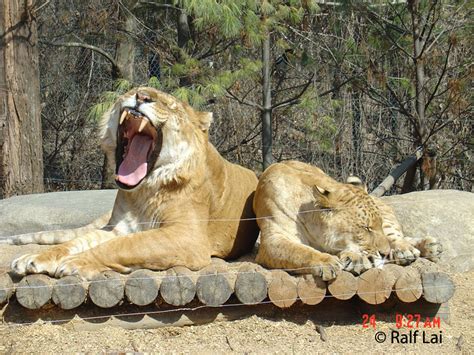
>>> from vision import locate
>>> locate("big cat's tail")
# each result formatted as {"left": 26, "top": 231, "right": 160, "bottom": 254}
{"left": 0, "top": 212, "right": 112, "bottom": 245}
{"left": 0, "top": 229, "right": 81, "bottom": 245}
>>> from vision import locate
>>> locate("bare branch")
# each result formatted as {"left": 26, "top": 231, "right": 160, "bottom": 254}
{"left": 272, "top": 74, "right": 314, "bottom": 110}
{"left": 41, "top": 41, "right": 120, "bottom": 74}
{"left": 424, "top": 42, "right": 453, "bottom": 110}
{"left": 135, "top": 1, "right": 181, "bottom": 11}
{"left": 225, "top": 89, "right": 263, "bottom": 110}
{"left": 221, "top": 121, "right": 262, "bottom": 154}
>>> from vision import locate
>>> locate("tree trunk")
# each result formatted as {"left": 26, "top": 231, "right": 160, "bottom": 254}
{"left": 388, "top": 84, "right": 399, "bottom": 159}
{"left": 177, "top": 10, "right": 192, "bottom": 87}
{"left": 112, "top": 1, "right": 137, "bottom": 82}
{"left": 403, "top": 0, "right": 427, "bottom": 193}
{"left": 332, "top": 65, "right": 343, "bottom": 173}
{"left": 351, "top": 90, "right": 362, "bottom": 175}
{"left": 102, "top": 1, "right": 138, "bottom": 189}
{"left": 261, "top": 34, "right": 272, "bottom": 170}
{"left": 0, "top": 0, "right": 43, "bottom": 198}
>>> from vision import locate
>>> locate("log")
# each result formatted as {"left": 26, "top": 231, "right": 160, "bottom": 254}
{"left": 382, "top": 263, "right": 404, "bottom": 285}
{"left": 0, "top": 273, "right": 14, "bottom": 304}
{"left": 394, "top": 267, "right": 422, "bottom": 303}
{"left": 371, "top": 147, "right": 423, "bottom": 197}
{"left": 421, "top": 272, "right": 455, "bottom": 304}
{"left": 297, "top": 274, "right": 326, "bottom": 305}
{"left": 52, "top": 275, "right": 87, "bottom": 310}
{"left": 196, "top": 264, "right": 234, "bottom": 306}
{"left": 234, "top": 263, "right": 267, "bottom": 305}
{"left": 160, "top": 266, "right": 196, "bottom": 306}
{"left": 89, "top": 271, "right": 124, "bottom": 308}
{"left": 410, "top": 258, "right": 440, "bottom": 273}
{"left": 357, "top": 268, "right": 394, "bottom": 305}
{"left": 16, "top": 274, "right": 53, "bottom": 309}
{"left": 327, "top": 271, "right": 358, "bottom": 300}
{"left": 125, "top": 269, "right": 161, "bottom": 306}
{"left": 267, "top": 270, "right": 298, "bottom": 308}
{"left": 8, "top": 256, "right": 454, "bottom": 313}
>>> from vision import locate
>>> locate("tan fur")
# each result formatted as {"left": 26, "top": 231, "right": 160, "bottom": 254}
{"left": 254, "top": 161, "right": 442, "bottom": 280}
{"left": 11, "top": 88, "right": 259, "bottom": 280}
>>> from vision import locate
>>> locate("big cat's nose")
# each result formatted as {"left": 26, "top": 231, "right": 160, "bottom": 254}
{"left": 136, "top": 92, "right": 152, "bottom": 106}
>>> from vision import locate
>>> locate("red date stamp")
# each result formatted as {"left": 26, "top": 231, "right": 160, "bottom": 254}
{"left": 362, "top": 314, "right": 441, "bottom": 329}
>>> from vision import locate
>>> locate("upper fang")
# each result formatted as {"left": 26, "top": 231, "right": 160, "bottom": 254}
{"left": 120, "top": 111, "right": 127, "bottom": 124}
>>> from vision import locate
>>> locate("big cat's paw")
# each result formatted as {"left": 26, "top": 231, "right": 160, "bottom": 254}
{"left": 390, "top": 240, "right": 421, "bottom": 266}
{"left": 417, "top": 236, "right": 443, "bottom": 262}
{"left": 11, "top": 253, "right": 59, "bottom": 276}
{"left": 311, "top": 254, "right": 342, "bottom": 281}
{"left": 339, "top": 251, "right": 373, "bottom": 275}
{"left": 56, "top": 255, "right": 109, "bottom": 280}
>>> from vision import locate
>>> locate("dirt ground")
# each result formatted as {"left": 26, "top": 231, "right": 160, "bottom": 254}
{"left": 0, "top": 271, "right": 472, "bottom": 354}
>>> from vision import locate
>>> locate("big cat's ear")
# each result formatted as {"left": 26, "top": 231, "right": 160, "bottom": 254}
{"left": 195, "top": 111, "right": 213, "bottom": 132}
{"left": 312, "top": 185, "right": 332, "bottom": 208}
{"left": 346, "top": 175, "right": 368, "bottom": 193}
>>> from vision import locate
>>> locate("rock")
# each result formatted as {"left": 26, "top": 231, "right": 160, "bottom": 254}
{"left": 0, "top": 189, "right": 471, "bottom": 273}
{"left": 382, "top": 190, "right": 473, "bottom": 273}
{"left": 0, "top": 190, "right": 116, "bottom": 237}
{"left": 0, "top": 190, "right": 116, "bottom": 271}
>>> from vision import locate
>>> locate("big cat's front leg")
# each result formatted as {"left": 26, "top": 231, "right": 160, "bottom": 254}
{"left": 11, "top": 230, "right": 118, "bottom": 277}
{"left": 55, "top": 226, "right": 212, "bottom": 280}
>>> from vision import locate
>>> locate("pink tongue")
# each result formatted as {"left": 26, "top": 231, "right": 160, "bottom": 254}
{"left": 117, "top": 134, "right": 153, "bottom": 186}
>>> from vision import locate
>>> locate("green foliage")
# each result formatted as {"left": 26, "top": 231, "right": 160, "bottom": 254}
{"left": 148, "top": 76, "right": 162, "bottom": 90}
{"left": 113, "top": 78, "right": 133, "bottom": 93}
{"left": 303, "top": 113, "right": 337, "bottom": 153}
{"left": 389, "top": 76, "right": 413, "bottom": 96}
{"left": 173, "top": 86, "right": 207, "bottom": 108}
{"left": 90, "top": 1, "right": 313, "bottom": 117}
{"left": 297, "top": 87, "right": 318, "bottom": 112}
{"left": 88, "top": 79, "right": 133, "bottom": 122}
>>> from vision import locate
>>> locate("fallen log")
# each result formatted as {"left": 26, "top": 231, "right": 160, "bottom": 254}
{"left": 327, "top": 271, "right": 358, "bottom": 300}
{"left": 234, "top": 263, "right": 267, "bottom": 305}
{"left": 52, "top": 275, "right": 87, "bottom": 310}
{"left": 16, "top": 274, "right": 53, "bottom": 309}
{"left": 394, "top": 266, "right": 423, "bottom": 303}
{"left": 5, "top": 258, "right": 455, "bottom": 312}
{"left": 421, "top": 272, "right": 455, "bottom": 304}
{"left": 160, "top": 266, "right": 196, "bottom": 306}
{"left": 267, "top": 270, "right": 298, "bottom": 308}
{"left": 196, "top": 263, "right": 234, "bottom": 306}
{"left": 89, "top": 271, "right": 124, "bottom": 308}
{"left": 297, "top": 274, "right": 326, "bottom": 305}
{"left": 0, "top": 273, "right": 14, "bottom": 304}
{"left": 371, "top": 147, "right": 424, "bottom": 197}
{"left": 125, "top": 269, "right": 161, "bottom": 306}
{"left": 357, "top": 268, "right": 395, "bottom": 305}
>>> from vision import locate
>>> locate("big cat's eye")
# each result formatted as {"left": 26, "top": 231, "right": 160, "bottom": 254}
{"left": 365, "top": 226, "right": 372, "bottom": 232}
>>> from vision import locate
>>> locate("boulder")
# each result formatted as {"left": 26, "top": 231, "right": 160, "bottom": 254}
{"left": 0, "top": 189, "right": 472, "bottom": 272}
{"left": 382, "top": 190, "right": 473, "bottom": 272}
{"left": 0, "top": 190, "right": 116, "bottom": 237}
{"left": 0, "top": 190, "right": 116, "bottom": 271}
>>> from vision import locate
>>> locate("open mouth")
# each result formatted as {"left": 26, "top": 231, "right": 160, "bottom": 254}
{"left": 115, "top": 108, "right": 162, "bottom": 189}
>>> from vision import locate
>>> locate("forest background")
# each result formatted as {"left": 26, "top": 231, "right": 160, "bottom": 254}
{"left": 0, "top": 0, "right": 472, "bottom": 199}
